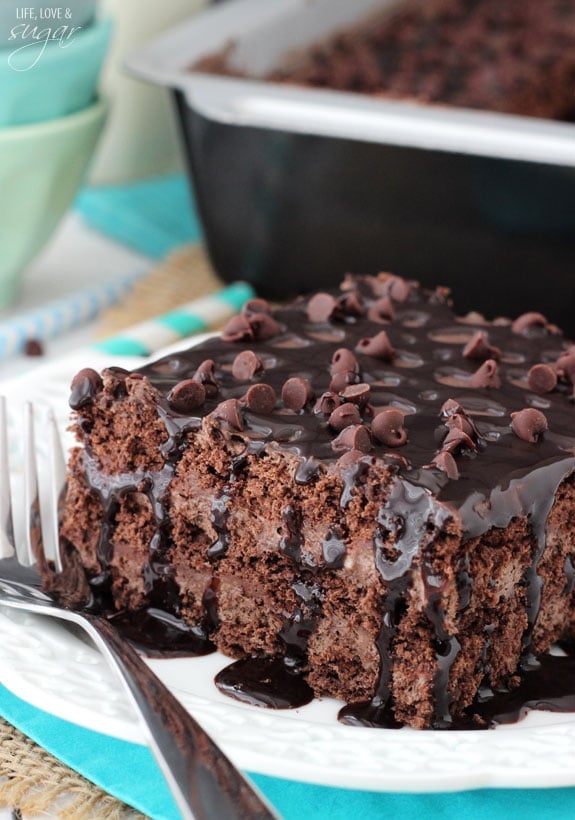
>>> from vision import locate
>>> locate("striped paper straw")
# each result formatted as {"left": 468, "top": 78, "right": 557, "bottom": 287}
{"left": 0, "top": 271, "right": 144, "bottom": 362}
{"left": 92, "top": 281, "right": 256, "bottom": 357}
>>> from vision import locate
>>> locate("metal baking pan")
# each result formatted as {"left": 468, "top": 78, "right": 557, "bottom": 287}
{"left": 126, "top": 0, "right": 575, "bottom": 334}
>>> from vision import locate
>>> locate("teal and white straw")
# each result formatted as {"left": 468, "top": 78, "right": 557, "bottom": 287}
{"left": 0, "top": 271, "right": 144, "bottom": 362}
{"left": 92, "top": 282, "right": 256, "bottom": 357}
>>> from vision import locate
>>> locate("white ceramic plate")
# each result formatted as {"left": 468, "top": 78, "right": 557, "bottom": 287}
{"left": 3, "top": 341, "right": 575, "bottom": 793}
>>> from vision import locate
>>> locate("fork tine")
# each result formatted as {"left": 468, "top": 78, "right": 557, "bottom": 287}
{"left": 22, "top": 401, "right": 43, "bottom": 567}
{"left": 0, "top": 396, "right": 15, "bottom": 559}
{"left": 46, "top": 407, "right": 65, "bottom": 573}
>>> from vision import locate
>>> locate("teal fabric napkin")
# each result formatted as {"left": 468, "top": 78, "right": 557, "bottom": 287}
{"left": 75, "top": 174, "right": 203, "bottom": 259}
{"left": 2, "top": 680, "right": 575, "bottom": 820}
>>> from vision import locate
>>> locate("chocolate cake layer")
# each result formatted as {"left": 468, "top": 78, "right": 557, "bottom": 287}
{"left": 60, "top": 273, "right": 575, "bottom": 728}
{"left": 253, "top": 0, "right": 575, "bottom": 120}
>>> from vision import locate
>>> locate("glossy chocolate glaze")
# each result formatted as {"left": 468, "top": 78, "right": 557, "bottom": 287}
{"left": 69, "top": 273, "right": 575, "bottom": 728}
{"left": 215, "top": 657, "right": 314, "bottom": 709}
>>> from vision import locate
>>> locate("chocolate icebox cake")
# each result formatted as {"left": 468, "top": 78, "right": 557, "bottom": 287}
{"left": 255, "top": 0, "right": 575, "bottom": 120}
{"left": 60, "top": 273, "right": 575, "bottom": 729}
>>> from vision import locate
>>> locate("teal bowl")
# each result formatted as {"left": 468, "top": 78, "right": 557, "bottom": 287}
{"left": 0, "top": 99, "right": 107, "bottom": 309}
{"left": 0, "top": 16, "right": 111, "bottom": 126}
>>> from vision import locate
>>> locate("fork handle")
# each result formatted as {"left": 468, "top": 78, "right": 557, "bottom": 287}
{"left": 80, "top": 614, "right": 277, "bottom": 820}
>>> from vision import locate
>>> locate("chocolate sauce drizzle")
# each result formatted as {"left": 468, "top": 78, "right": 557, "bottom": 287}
{"left": 67, "top": 273, "right": 575, "bottom": 729}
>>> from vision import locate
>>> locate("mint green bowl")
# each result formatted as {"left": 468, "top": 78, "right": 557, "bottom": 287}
{"left": 0, "top": 17, "right": 111, "bottom": 126}
{"left": 0, "top": 99, "right": 107, "bottom": 309}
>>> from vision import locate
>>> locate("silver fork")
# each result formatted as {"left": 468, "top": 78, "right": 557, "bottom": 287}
{"left": 0, "top": 399, "right": 277, "bottom": 820}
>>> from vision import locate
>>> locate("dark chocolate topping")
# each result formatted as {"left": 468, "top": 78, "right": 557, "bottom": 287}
{"left": 71, "top": 271, "right": 575, "bottom": 729}
{"left": 124, "top": 273, "right": 575, "bottom": 536}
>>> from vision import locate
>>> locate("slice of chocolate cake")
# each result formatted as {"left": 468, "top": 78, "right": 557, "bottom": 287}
{"left": 59, "top": 273, "right": 575, "bottom": 729}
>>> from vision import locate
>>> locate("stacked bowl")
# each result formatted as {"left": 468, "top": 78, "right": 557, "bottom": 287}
{"left": 0, "top": 1, "right": 111, "bottom": 308}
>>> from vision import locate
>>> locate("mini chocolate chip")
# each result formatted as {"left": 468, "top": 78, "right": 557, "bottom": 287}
{"left": 336, "top": 449, "right": 366, "bottom": 469}
{"left": 440, "top": 399, "right": 478, "bottom": 438}
{"left": 511, "top": 408, "right": 548, "bottom": 443}
{"left": 167, "top": 379, "right": 206, "bottom": 413}
{"left": 384, "top": 452, "right": 411, "bottom": 470}
{"left": 192, "top": 359, "right": 219, "bottom": 397}
{"left": 307, "top": 292, "right": 338, "bottom": 323}
{"left": 242, "top": 297, "right": 272, "bottom": 317}
{"left": 441, "top": 398, "right": 465, "bottom": 418}
{"left": 469, "top": 359, "right": 501, "bottom": 389}
{"left": 367, "top": 296, "right": 395, "bottom": 324}
{"left": 232, "top": 350, "right": 264, "bottom": 381}
{"left": 331, "top": 348, "right": 359, "bottom": 375}
{"left": 328, "top": 402, "right": 361, "bottom": 431}
{"left": 340, "top": 289, "right": 365, "bottom": 317}
{"left": 556, "top": 352, "right": 575, "bottom": 383}
{"left": 374, "top": 273, "right": 411, "bottom": 302}
{"left": 314, "top": 391, "right": 341, "bottom": 415}
{"left": 329, "top": 371, "right": 359, "bottom": 393}
{"left": 221, "top": 315, "right": 254, "bottom": 342}
{"left": 511, "top": 312, "right": 548, "bottom": 335}
{"left": 462, "top": 331, "right": 501, "bottom": 361}
{"left": 430, "top": 286, "right": 451, "bottom": 305}
{"left": 282, "top": 377, "right": 314, "bottom": 411}
{"left": 245, "top": 383, "right": 276, "bottom": 414}
{"left": 341, "top": 382, "right": 371, "bottom": 407}
{"left": 442, "top": 427, "right": 476, "bottom": 453}
{"left": 355, "top": 330, "right": 395, "bottom": 361}
{"left": 527, "top": 364, "right": 557, "bottom": 394}
{"left": 249, "top": 312, "right": 282, "bottom": 341}
{"left": 104, "top": 366, "right": 130, "bottom": 378}
{"left": 70, "top": 368, "right": 103, "bottom": 410}
{"left": 371, "top": 409, "right": 407, "bottom": 447}
{"left": 432, "top": 450, "right": 459, "bottom": 480}
{"left": 24, "top": 338, "right": 43, "bottom": 357}
{"left": 386, "top": 274, "right": 412, "bottom": 302}
{"left": 332, "top": 424, "right": 372, "bottom": 453}
{"left": 211, "top": 398, "right": 244, "bottom": 431}
{"left": 445, "top": 412, "right": 476, "bottom": 439}
{"left": 102, "top": 366, "right": 130, "bottom": 398}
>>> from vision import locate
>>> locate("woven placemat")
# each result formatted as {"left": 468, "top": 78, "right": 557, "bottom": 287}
{"left": 0, "top": 243, "right": 222, "bottom": 818}
{"left": 96, "top": 244, "right": 223, "bottom": 338}
{"left": 0, "top": 717, "right": 145, "bottom": 819}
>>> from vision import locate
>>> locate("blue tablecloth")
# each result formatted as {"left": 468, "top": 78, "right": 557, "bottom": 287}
{"left": 1, "top": 174, "right": 573, "bottom": 819}
{"left": 75, "top": 174, "right": 203, "bottom": 259}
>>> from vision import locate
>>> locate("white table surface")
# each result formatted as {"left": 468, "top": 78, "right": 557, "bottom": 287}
{"left": 0, "top": 211, "right": 152, "bottom": 381}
